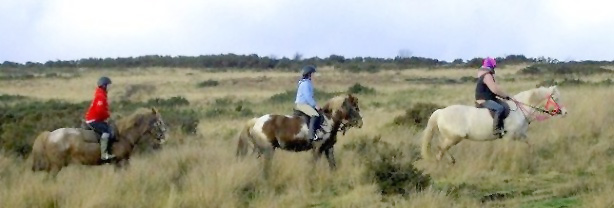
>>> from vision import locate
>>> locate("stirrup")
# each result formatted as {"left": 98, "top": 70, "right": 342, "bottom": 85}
{"left": 310, "top": 133, "right": 321, "bottom": 142}
{"left": 493, "top": 129, "right": 506, "bottom": 138}
{"left": 101, "top": 153, "right": 116, "bottom": 160}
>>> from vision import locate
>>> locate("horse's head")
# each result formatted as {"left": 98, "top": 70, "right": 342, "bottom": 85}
{"left": 548, "top": 86, "right": 567, "bottom": 116}
{"left": 343, "top": 94, "right": 363, "bottom": 128}
{"left": 523, "top": 85, "right": 567, "bottom": 117}
{"left": 148, "top": 107, "right": 169, "bottom": 144}
{"left": 323, "top": 94, "right": 363, "bottom": 135}
{"left": 539, "top": 86, "right": 567, "bottom": 116}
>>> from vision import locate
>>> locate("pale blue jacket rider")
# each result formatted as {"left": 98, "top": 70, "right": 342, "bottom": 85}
{"left": 295, "top": 79, "right": 317, "bottom": 108}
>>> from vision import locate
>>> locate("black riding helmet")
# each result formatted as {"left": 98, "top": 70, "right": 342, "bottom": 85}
{"left": 97, "top": 76, "right": 112, "bottom": 87}
{"left": 301, "top": 65, "right": 316, "bottom": 77}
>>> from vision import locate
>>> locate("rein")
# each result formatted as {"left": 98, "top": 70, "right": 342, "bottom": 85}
{"left": 511, "top": 94, "right": 562, "bottom": 124}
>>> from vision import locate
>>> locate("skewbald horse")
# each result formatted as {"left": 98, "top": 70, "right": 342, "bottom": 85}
{"left": 236, "top": 94, "right": 363, "bottom": 175}
{"left": 31, "top": 107, "right": 168, "bottom": 173}
{"left": 421, "top": 86, "right": 567, "bottom": 164}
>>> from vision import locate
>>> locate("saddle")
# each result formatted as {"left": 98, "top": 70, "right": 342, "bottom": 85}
{"left": 475, "top": 100, "right": 511, "bottom": 120}
{"left": 80, "top": 121, "right": 116, "bottom": 142}
{"left": 293, "top": 110, "right": 324, "bottom": 131}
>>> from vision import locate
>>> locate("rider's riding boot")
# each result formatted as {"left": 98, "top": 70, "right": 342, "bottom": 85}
{"left": 308, "top": 116, "right": 320, "bottom": 141}
{"left": 492, "top": 115, "right": 505, "bottom": 138}
{"left": 100, "top": 133, "right": 116, "bottom": 160}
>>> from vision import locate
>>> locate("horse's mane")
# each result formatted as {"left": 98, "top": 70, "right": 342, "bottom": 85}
{"left": 323, "top": 95, "right": 347, "bottom": 114}
{"left": 321, "top": 94, "right": 360, "bottom": 121}
{"left": 513, "top": 86, "right": 556, "bottom": 105}
{"left": 116, "top": 108, "right": 156, "bottom": 132}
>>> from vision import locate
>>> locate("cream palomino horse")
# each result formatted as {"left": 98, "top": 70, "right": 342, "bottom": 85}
{"left": 421, "top": 86, "right": 567, "bottom": 163}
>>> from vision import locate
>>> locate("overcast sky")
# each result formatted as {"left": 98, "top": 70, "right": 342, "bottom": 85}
{"left": 1, "top": 0, "right": 613, "bottom": 63}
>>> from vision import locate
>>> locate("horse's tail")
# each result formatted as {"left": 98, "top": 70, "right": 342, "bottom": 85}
{"left": 31, "top": 131, "right": 50, "bottom": 171}
{"left": 236, "top": 117, "right": 258, "bottom": 157}
{"left": 421, "top": 109, "right": 440, "bottom": 160}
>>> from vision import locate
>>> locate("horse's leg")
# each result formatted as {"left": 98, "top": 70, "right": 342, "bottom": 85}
{"left": 311, "top": 148, "right": 324, "bottom": 164}
{"left": 324, "top": 148, "right": 336, "bottom": 170}
{"left": 48, "top": 163, "right": 62, "bottom": 177}
{"left": 437, "top": 137, "right": 462, "bottom": 164}
{"left": 262, "top": 147, "right": 274, "bottom": 179}
{"left": 115, "top": 159, "right": 130, "bottom": 170}
{"left": 523, "top": 140, "right": 532, "bottom": 152}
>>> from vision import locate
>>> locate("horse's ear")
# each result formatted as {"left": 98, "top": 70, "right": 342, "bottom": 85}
{"left": 347, "top": 93, "right": 357, "bottom": 103}
{"left": 151, "top": 107, "right": 158, "bottom": 115}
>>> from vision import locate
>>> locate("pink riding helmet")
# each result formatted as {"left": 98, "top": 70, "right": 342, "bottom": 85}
{"left": 482, "top": 57, "right": 497, "bottom": 69}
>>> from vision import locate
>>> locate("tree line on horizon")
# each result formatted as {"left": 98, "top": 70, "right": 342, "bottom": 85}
{"left": 1, "top": 54, "right": 612, "bottom": 72}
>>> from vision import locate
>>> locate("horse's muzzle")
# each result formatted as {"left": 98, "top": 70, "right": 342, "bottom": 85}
{"left": 355, "top": 119, "right": 363, "bottom": 128}
{"left": 157, "top": 133, "right": 169, "bottom": 144}
{"left": 560, "top": 107, "right": 568, "bottom": 117}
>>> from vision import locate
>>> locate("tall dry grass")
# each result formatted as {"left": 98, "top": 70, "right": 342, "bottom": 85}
{"left": 1, "top": 66, "right": 613, "bottom": 207}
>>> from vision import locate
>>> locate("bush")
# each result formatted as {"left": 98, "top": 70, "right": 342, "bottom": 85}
{"left": 202, "top": 98, "right": 256, "bottom": 118}
{"left": 197, "top": 79, "right": 220, "bottom": 88}
{"left": 519, "top": 63, "right": 612, "bottom": 75}
{"left": 161, "top": 109, "right": 200, "bottom": 135}
{"left": 347, "top": 83, "right": 376, "bottom": 95}
{"left": 204, "top": 106, "right": 255, "bottom": 119}
{"left": 459, "top": 76, "right": 477, "bottom": 83}
{"left": 114, "top": 96, "right": 197, "bottom": 134}
{"left": 536, "top": 78, "right": 614, "bottom": 88}
{"left": 343, "top": 135, "right": 431, "bottom": 196}
{"left": 0, "top": 100, "right": 86, "bottom": 157}
{"left": 392, "top": 102, "right": 443, "bottom": 128}
{"left": 122, "top": 84, "right": 156, "bottom": 100}
{"left": 114, "top": 96, "right": 190, "bottom": 112}
{"left": 146, "top": 96, "right": 190, "bottom": 108}
{"left": 0, "top": 94, "right": 27, "bottom": 103}
{"left": 343, "top": 63, "right": 381, "bottom": 73}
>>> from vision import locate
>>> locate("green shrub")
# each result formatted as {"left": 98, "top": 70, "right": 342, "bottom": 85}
{"left": 146, "top": 96, "right": 190, "bottom": 108}
{"left": 343, "top": 63, "right": 381, "bottom": 73}
{"left": 459, "top": 76, "right": 477, "bottom": 83}
{"left": 122, "top": 84, "right": 156, "bottom": 100}
{"left": 536, "top": 78, "right": 614, "bottom": 88}
{"left": 519, "top": 63, "right": 612, "bottom": 75}
{"left": 347, "top": 83, "right": 376, "bottom": 95}
{"left": 161, "top": 109, "right": 200, "bottom": 135}
{"left": 204, "top": 106, "right": 255, "bottom": 119}
{"left": 343, "top": 135, "right": 431, "bottom": 196}
{"left": 0, "top": 100, "right": 85, "bottom": 157}
{"left": 392, "top": 102, "right": 443, "bottom": 128}
{"left": 197, "top": 79, "right": 220, "bottom": 88}
{"left": 0, "top": 94, "right": 27, "bottom": 103}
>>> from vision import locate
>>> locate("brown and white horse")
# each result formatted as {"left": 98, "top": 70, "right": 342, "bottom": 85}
{"left": 236, "top": 94, "right": 363, "bottom": 175}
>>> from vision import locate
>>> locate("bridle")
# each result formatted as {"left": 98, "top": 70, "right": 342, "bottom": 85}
{"left": 511, "top": 93, "right": 563, "bottom": 124}
{"left": 146, "top": 118, "right": 167, "bottom": 143}
{"left": 338, "top": 100, "right": 362, "bottom": 135}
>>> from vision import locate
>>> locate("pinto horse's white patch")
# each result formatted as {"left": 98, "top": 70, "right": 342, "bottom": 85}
{"left": 295, "top": 123, "right": 309, "bottom": 139}
{"left": 253, "top": 115, "right": 271, "bottom": 140}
